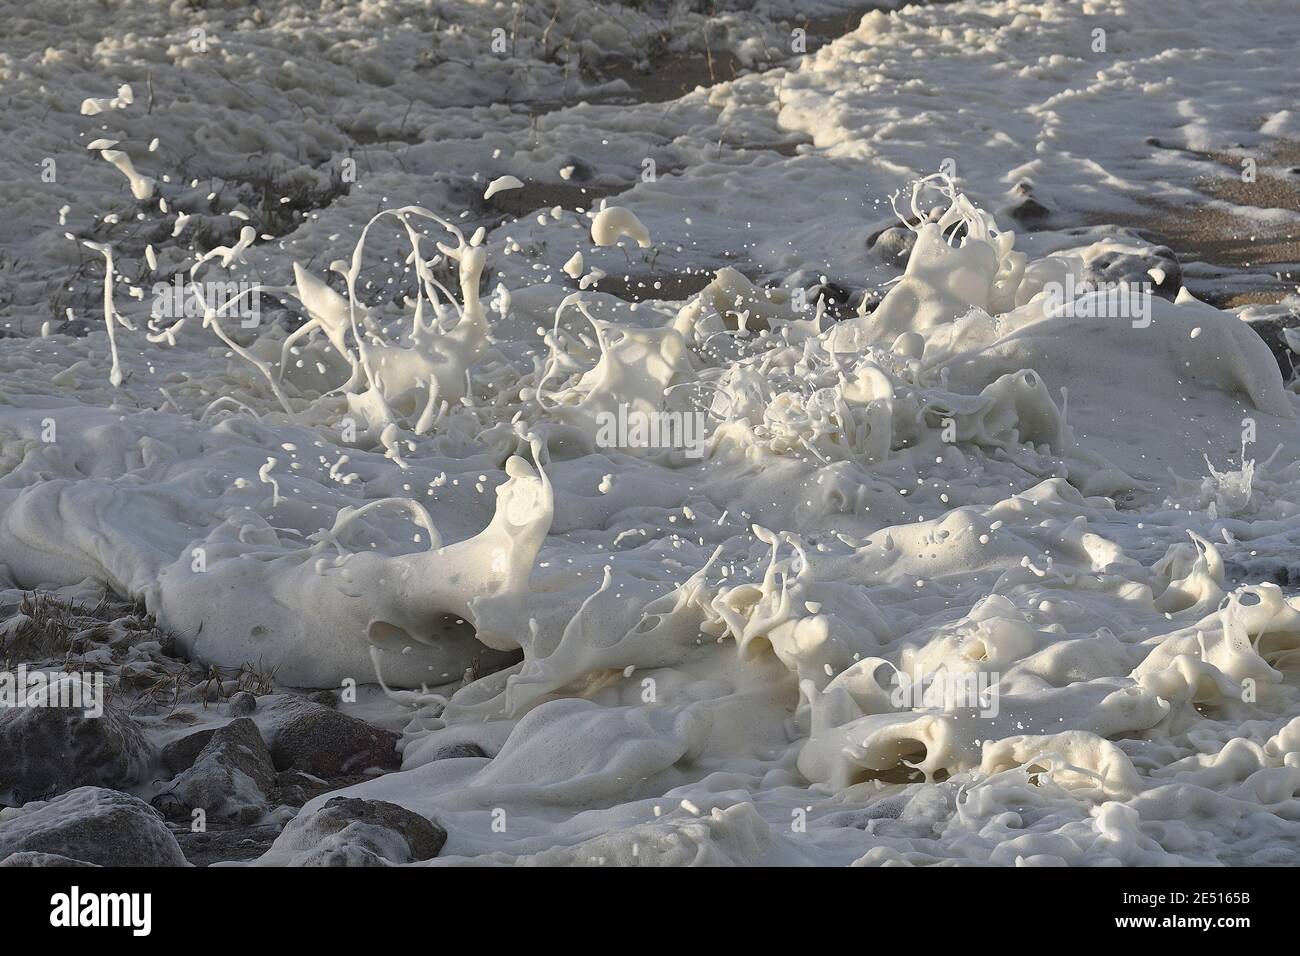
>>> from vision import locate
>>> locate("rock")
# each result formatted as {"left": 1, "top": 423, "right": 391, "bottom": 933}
{"left": 1084, "top": 245, "right": 1182, "bottom": 301}
{"left": 269, "top": 768, "right": 341, "bottom": 808}
{"left": 868, "top": 224, "right": 916, "bottom": 268}
{"left": 1002, "top": 180, "right": 1054, "bottom": 227}
{"left": 160, "top": 718, "right": 276, "bottom": 821}
{"left": 264, "top": 797, "right": 446, "bottom": 866}
{"left": 55, "top": 319, "right": 93, "bottom": 337}
{"left": 174, "top": 823, "right": 282, "bottom": 867}
{"left": 0, "top": 693, "right": 152, "bottom": 805}
{"left": 307, "top": 689, "right": 337, "bottom": 708}
{"left": 557, "top": 155, "right": 595, "bottom": 182}
{"left": 158, "top": 727, "right": 217, "bottom": 774}
{"left": 1246, "top": 312, "right": 1300, "bottom": 381}
{"left": 0, "top": 787, "right": 187, "bottom": 866}
{"left": 1005, "top": 196, "right": 1051, "bottom": 225}
{"left": 0, "top": 851, "right": 99, "bottom": 867}
{"left": 274, "top": 768, "right": 327, "bottom": 789}
{"left": 431, "top": 742, "right": 487, "bottom": 761}
{"left": 805, "top": 280, "right": 858, "bottom": 320}
{"left": 226, "top": 691, "right": 258, "bottom": 715}
{"left": 263, "top": 698, "right": 400, "bottom": 778}
{"left": 855, "top": 289, "right": 883, "bottom": 316}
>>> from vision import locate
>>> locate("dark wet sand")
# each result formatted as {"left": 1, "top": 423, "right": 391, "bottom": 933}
{"left": 1114, "top": 141, "right": 1300, "bottom": 308}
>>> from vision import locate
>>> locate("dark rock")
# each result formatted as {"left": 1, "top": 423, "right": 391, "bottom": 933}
{"left": 1084, "top": 245, "right": 1182, "bottom": 301}
{"left": 1005, "top": 196, "right": 1051, "bottom": 226}
{"left": 267, "top": 796, "right": 446, "bottom": 866}
{"left": 855, "top": 289, "right": 883, "bottom": 316}
{"left": 268, "top": 768, "right": 356, "bottom": 808}
{"left": 0, "top": 692, "right": 152, "bottom": 804}
{"left": 0, "top": 851, "right": 99, "bottom": 867}
{"left": 275, "top": 768, "right": 327, "bottom": 788}
{"left": 159, "top": 727, "right": 217, "bottom": 774}
{"left": 160, "top": 718, "right": 276, "bottom": 821}
{"left": 806, "top": 280, "right": 858, "bottom": 319}
{"left": 307, "top": 689, "right": 338, "bottom": 708}
{"left": 869, "top": 224, "right": 916, "bottom": 268}
{"left": 431, "top": 742, "right": 487, "bottom": 761}
{"left": 55, "top": 319, "right": 92, "bottom": 337}
{"left": 1002, "top": 181, "right": 1054, "bottom": 227}
{"left": 264, "top": 699, "right": 400, "bottom": 777}
{"left": 227, "top": 691, "right": 258, "bottom": 715}
{"left": 174, "top": 823, "right": 282, "bottom": 867}
{"left": 1245, "top": 313, "right": 1300, "bottom": 381}
{"left": 0, "top": 787, "right": 187, "bottom": 866}
{"left": 557, "top": 156, "right": 595, "bottom": 182}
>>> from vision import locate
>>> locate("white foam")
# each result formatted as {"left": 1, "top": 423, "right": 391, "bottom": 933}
{"left": 3, "top": 0, "right": 1300, "bottom": 867}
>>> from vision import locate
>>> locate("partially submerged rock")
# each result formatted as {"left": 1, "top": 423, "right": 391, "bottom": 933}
{"left": 269, "top": 768, "right": 346, "bottom": 808}
{"left": 0, "top": 694, "right": 152, "bottom": 805}
{"left": 262, "top": 698, "right": 401, "bottom": 778}
{"left": 174, "top": 823, "right": 283, "bottom": 867}
{"left": 158, "top": 718, "right": 277, "bottom": 822}
{"left": 0, "top": 851, "right": 98, "bottom": 867}
{"left": 0, "top": 787, "right": 187, "bottom": 866}
{"left": 261, "top": 796, "right": 446, "bottom": 866}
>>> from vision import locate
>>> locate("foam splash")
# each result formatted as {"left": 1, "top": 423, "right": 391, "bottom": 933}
{"left": 8, "top": 130, "right": 1300, "bottom": 864}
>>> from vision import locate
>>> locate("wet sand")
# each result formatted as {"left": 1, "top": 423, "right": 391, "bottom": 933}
{"left": 1116, "top": 141, "right": 1300, "bottom": 308}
